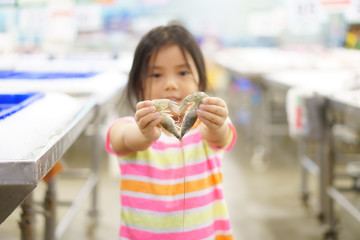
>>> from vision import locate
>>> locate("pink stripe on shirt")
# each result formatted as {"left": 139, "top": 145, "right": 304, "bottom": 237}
{"left": 151, "top": 131, "right": 202, "bottom": 150}
{"left": 120, "top": 156, "right": 221, "bottom": 180}
{"left": 121, "top": 188, "right": 224, "bottom": 212}
{"left": 120, "top": 219, "right": 231, "bottom": 240}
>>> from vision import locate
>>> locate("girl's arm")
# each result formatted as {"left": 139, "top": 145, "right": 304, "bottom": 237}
{"left": 109, "top": 101, "right": 163, "bottom": 155}
{"left": 197, "top": 97, "right": 231, "bottom": 148}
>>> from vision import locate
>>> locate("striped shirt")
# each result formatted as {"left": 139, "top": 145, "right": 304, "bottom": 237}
{"left": 105, "top": 117, "right": 237, "bottom": 240}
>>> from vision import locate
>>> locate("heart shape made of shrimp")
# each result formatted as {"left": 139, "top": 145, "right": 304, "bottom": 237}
{"left": 151, "top": 92, "right": 208, "bottom": 140}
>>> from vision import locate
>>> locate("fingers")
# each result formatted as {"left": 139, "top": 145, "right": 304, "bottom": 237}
{"left": 199, "top": 103, "right": 228, "bottom": 118}
{"left": 135, "top": 101, "right": 153, "bottom": 121}
{"left": 202, "top": 97, "right": 224, "bottom": 106}
{"left": 135, "top": 101, "right": 162, "bottom": 130}
{"left": 197, "top": 97, "right": 228, "bottom": 128}
{"left": 199, "top": 97, "right": 228, "bottom": 118}
{"left": 197, "top": 108, "right": 225, "bottom": 127}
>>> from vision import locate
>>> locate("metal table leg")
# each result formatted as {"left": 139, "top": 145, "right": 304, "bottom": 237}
{"left": 323, "top": 110, "right": 338, "bottom": 239}
{"left": 19, "top": 193, "right": 35, "bottom": 240}
{"left": 318, "top": 134, "right": 326, "bottom": 223}
{"left": 299, "top": 138, "right": 310, "bottom": 205}
{"left": 44, "top": 179, "right": 56, "bottom": 240}
{"left": 89, "top": 119, "right": 100, "bottom": 221}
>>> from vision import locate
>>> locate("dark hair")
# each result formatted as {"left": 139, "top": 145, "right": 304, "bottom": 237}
{"left": 125, "top": 23, "right": 207, "bottom": 111}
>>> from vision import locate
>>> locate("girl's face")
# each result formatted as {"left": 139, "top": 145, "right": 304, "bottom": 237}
{"left": 144, "top": 44, "right": 200, "bottom": 102}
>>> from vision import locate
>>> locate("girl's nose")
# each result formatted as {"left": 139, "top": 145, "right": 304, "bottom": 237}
{"left": 164, "top": 76, "right": 178, "bottom": 90}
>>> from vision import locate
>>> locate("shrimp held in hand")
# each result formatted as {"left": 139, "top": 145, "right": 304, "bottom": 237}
{"left": 152, "top": 99, "right": 181, "bottom": 140}
{"left": 179, "top": 92, "right": 208, "bottom": 138}
{"left": 151, "top": 92, "right": 208, "bottom": 140}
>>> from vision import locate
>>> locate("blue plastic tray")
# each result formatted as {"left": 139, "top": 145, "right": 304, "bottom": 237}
{"left": 0, "top": 71, "right": 98, "bottom": 79}
{"left": 0, "top": 92, "right": 45, "bottom": 119}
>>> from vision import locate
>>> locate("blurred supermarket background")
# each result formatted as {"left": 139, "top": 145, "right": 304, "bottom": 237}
{"left": 0, "top": 0, "right": 359, "bottom": 54}
{"left": 1, "top": 0, "right": 360, "bottom": 240}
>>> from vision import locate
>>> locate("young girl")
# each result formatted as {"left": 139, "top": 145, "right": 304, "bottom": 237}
{"left": 105, "top": 24, "right": 236, "bottom": 240}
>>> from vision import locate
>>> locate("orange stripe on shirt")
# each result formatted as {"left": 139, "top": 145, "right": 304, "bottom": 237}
{"left": 215, "top": 234, "right": 234, "bottom": 240}
{"left": 121, "top": 172, "right": 223, "bottom": 195}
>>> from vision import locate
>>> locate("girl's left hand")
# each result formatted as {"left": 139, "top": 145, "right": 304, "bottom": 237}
{"left": 196, "top": 97, "right": 228, "bottom": 132}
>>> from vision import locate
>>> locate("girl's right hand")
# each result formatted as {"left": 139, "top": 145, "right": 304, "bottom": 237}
{"left": 135, "top": 101, "right": 163, "bottom": 142}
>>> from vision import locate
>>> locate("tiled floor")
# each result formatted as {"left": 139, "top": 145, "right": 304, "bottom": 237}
{"left": 1, "top": 129, "right": 360, "bottom": 240}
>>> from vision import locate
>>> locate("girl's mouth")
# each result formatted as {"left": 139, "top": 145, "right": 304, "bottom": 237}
{"left": 167, "top": 97, "right": 180, "bottom": 103}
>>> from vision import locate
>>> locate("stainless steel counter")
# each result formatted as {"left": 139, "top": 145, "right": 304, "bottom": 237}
{"left": 0, "top": 94, "right": 96, "bottom": 224}
{"left": 0, "top": 69, "right": 127, "bottom": 239}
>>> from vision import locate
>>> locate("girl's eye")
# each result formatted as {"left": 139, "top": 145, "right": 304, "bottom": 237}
{"left": 179, "top": 71, "right": 190, "bottom": 77}
{"left": 151, "top": 73, "right": 162, "bottom": 78}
